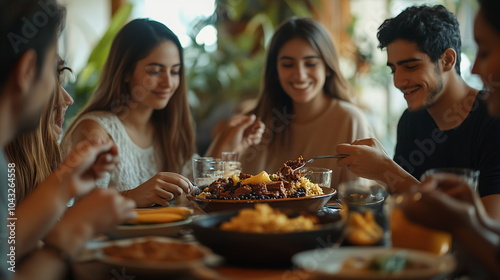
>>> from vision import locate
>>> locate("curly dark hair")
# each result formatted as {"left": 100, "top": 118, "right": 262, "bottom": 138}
{"left": 478, "top": 0, "right": 500, "bottom": 34}
{"left": 377, "top": 5, "right": 461, "bottom": 75}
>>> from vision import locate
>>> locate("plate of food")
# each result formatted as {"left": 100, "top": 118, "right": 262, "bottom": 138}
{"left": 191, "top": 203, "right": 346, "bottom": 266}
{"left": 95, "top": 236, "right": 218, "bottom": 275}
{"left": 188, "top": 157, "right": 336, "bottom": 213}
{"left": 105, "top": 207, "right": 193, "bottom": 239}
{"left": 292, "top": 247, "right": 456, "bottom": 279}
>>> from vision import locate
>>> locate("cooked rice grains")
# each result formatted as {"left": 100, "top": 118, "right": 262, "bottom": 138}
{"left": 291, "top": 177, "right": 323, "bottom": 196}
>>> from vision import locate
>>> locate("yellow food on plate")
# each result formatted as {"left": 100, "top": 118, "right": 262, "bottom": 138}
{"left": 220, "top": 203, "right": 318, "bottom": 233}
{"left": 126, "top": 207, "right": 192, "bottom": 225}
{"left": 347, "top": 211, "right": 383, "bottom": 245}
{"left": 240, "top": 171, "right": 272, "bottom": 185}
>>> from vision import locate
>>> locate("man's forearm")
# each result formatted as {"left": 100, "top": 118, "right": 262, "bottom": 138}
{"left": 378, "top": 160, "right": 420, "bottom": 193}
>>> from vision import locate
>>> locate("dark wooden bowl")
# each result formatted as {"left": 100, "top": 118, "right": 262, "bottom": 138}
{"left": 191, "top": 206, "right": 346, "bottom": 266}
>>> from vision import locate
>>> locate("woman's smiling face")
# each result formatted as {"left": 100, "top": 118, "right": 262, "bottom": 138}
{"left": 277, "top": 38, "right": 327, "bottom": 105}
{"left": 126, "top": 40, "right": 181, "bottom": 111}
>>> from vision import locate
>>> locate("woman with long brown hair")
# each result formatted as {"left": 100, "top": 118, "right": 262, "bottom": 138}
{"left": 62, "top": 18, "right": 262, "bottom": 207}
{"left": 240, "top": 17, "right": 372, "bottom": 187}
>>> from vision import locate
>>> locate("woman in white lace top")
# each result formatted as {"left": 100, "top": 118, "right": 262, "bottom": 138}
{"left": 62, "top": 19, "right": 264, "bottom": 207}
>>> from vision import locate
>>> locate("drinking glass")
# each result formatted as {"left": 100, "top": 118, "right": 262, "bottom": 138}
{"left": 421, "top": 168, "right": 479, "bottom": 191}
{"left": 337, "top": 178, "right": 387, "bottom": 246}
{"left": 221, "top": 151, "right": 239, "bottom": 161}
{"left": 389, "top": 168, "right": 461, "bottom": 255}
{"left": 390, "top": 193, "right": 452, "bottom": 255}
{"left": 192, "top": 157, "right": 225, "bottom": 189}
{"left": 337, "top": 178, "right": 386, "bottom": 213}
{"left": 393, "top": 168, "right": 479, "bottom": 257}
{"left": 302, "top": 167, "right": 332, "bottom": 188}
{"left": 221, "top": 152, "right": 241, "bottom": 178}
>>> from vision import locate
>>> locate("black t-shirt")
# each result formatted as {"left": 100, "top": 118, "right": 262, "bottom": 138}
{"left": 394, "top": 92, "right": 500, "bottom": 197}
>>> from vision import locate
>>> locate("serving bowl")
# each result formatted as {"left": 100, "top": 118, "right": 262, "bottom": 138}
{"left": 188, "top": 187, "right": 336, "bottom": 213}
{"left": 191, "top": 206, "right": 346, "bottom": 266}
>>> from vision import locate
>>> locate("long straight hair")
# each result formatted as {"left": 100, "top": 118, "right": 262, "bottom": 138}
{"left": 64, "top": 19, "right": 195, "bottom": 172}
{"left": 4, "top": 58, "right": 67, "bottom": 204}
{"left": 252, "top": 17, "right": 352, "bottom": 146}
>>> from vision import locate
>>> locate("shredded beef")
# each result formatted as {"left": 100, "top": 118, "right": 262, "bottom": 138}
{"left": 198, "top": 156, "right": 310, "bottom": 200}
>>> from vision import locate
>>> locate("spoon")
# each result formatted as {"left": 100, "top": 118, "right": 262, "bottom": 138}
{"left": 293, "top": 154, "right": 349, "bottom": 171}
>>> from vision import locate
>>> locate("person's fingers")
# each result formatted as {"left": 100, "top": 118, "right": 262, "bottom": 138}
{"left": 419, "top": 176, "right": 438, "bottom": 191}
{"left": 92, "top": 152, "right": 119, "bottom": 178}
{"left": 107, "top": 144, "right": 119, "bottom": 157}
{"left": 95, "top": 153, "right": 112, "bottom": 166}
{"left": 155, "top": 183, "right": 182, "bottom": 198}
{"left": 351, "top": 138, "right": 376, "bottom": 146}
{"left": 157, "top": 173, "right": 192, "bottom": 194}
{"left": 442, "top": 183, "right": 475, "bottom": 203}
{"left": 121, "top": 198, "right": 137, "bottom": 220}
{"left": 151, "top": 195, "right": 170, "bottom": 207}
{"left": 423, "top": 175, "right": 474, "bottom": 203}
{"left": 154, "top": 186, "right": 175, "bottom": 200}
{"left": 335, "top": 143, "right": 351, "bottom": 154}
{"left": 336, "top": 144, "right": 358, "bottom": 166}
{"left": 336, "top": 159, "right": 348, "bottom": 167}
{"left": 86, "top": 137, "right": 114, "bottom": 154}
{"left": 352, "top": 138, "right": 370, "bottom": 146}
{"left": 239, "top": 115, "right": 259, "bottom": 132}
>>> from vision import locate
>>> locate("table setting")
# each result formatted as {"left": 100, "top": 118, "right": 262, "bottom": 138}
{"left": 70, "top": 156, "right": 478, "bottom": 280}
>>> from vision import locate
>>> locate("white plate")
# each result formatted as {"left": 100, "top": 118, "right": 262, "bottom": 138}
{"left": 95, "top": 236, "right": 218, "bottom": 275}
{"left": 292, "top": 247, "right": 456, "bottom": 280}
{"left": 104, "top": 216, "right": 192, "bottom": 239}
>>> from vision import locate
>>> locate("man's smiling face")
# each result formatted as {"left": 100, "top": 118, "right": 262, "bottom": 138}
{"left": 387, "top": 39, "right": 444, "bottom": 112}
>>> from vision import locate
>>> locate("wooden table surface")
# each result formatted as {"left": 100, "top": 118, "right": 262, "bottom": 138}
{"left": 71, "top": 201, "right": 345, "bottom": 280}
{"left": 73, "top": 259, "right": 315, "bottom": 280}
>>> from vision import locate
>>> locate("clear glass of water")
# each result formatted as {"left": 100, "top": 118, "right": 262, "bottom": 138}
{"left": 302, "top": 167, "right": 332, "bottom": 188}
{"left": 192, "top": 157, "right": 225, "bottom": 189}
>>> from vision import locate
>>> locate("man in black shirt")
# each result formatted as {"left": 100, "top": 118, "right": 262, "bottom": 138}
{"left": 336, "top": 5, "right": 500, "bottom": 219}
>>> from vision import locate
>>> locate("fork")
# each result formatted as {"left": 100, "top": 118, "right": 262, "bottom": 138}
{"left": 293, "top": 154, "right": 349, "bottom": 171}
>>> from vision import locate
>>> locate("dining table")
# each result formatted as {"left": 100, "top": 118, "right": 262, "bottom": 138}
{"left": 71, "top": 199, "right": 323, "bottom": 280}
{"left": 72, "top": 260, "right": 311, "bottom": 280}
{"left": 70, "top": 197, "right": 469, "bottom": 280}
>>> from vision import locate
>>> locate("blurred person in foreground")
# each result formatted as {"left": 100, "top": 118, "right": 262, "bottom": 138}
{"left": 5, "top": 56, "right": 74, "bottom": 204}
{"left": 336, "top": 5, "right": 500, "bottom": 219}
{"left": 401, "top": 0, "right": 500, "bottom": 278}
{"left": 0, "top": 1, "right": 135, "bottom": 279}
